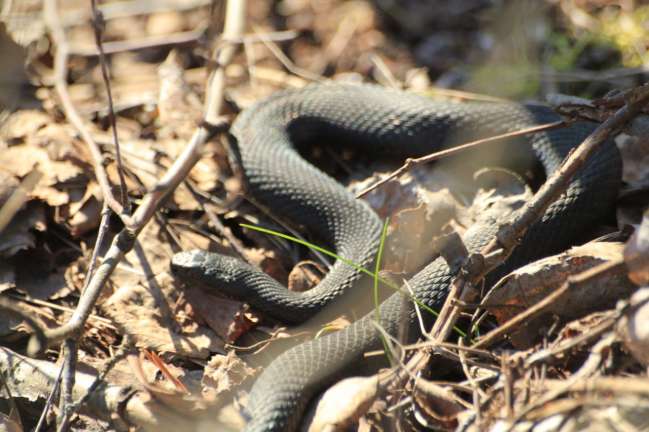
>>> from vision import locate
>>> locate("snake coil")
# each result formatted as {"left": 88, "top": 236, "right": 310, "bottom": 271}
{"left": 171, "top": 84, "right": 621, "bottom": 431}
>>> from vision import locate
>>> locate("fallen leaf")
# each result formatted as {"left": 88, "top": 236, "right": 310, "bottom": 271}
{"left": 287, "top": 260, "right": 325, "bottom": 292}
{"left": 483, "top": 242, "right": 635, "bottom": 349}
{"left": 306, "top": 375, "right": 379, "bottom": 432}
{"left": 202, "top": 351, "right": 257, "bottom": 399}
{"left": 184, "top": 286, "right": 255, "bottom": 343}
{"left": 0, "top": 201, "right": 46, "bottom": 258}
{"left": 105, "top": 281, "right": 224, "bottom": 359}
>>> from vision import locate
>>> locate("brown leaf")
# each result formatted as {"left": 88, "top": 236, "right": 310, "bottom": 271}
{"left": 184, "top": 286, "right": 256, "bottom": 343}
{"left": 483, "top": 242, "right": 635, "bottom": 349}
{"left": 105, "top": 281, "right": 224, "bottom": 359}
{"left": 287, "top": 260, "right": 325, "bottom": 292}
{"left": 0, "top": 201, "right": 46, "bottom": 258}
{"left": 306, "top": 375, "right": 379, "bottom": 432}
{"left": 0, "top": 144, "right": 85, "bottom": 207}
{"left": 202, "top": 351, "right": 257, "bottom": 399}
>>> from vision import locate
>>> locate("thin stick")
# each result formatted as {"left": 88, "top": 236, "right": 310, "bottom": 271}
{"left": 90, "top": 0, "right": 128, "bottom": 209}
{"left": 43, "top": 0, "right": 128, "bottom": 222}
{"left": 57, "top": 339, "right": 77, "bottom": 431}
{"left": 355, "top": 120, "right": 566, "bottom": 198}
{"left": 41, "top": 0, "right": 245, "bottom": 350}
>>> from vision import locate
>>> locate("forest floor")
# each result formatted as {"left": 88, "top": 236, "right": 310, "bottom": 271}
{"left": 1, "top": 0, "right": 649, "bottom": 431}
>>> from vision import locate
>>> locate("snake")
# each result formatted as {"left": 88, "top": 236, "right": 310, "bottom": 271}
{"left": 170, "top": 83, "right": 621, "bottom": 431}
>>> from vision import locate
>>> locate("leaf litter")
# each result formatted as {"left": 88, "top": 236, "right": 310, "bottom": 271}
{"left": 1, "top": 1, "right": 649, "bottom": 431}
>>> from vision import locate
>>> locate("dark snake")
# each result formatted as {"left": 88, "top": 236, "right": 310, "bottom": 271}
{"left": 170, "top": 84, "right": 621, "bottom": 431}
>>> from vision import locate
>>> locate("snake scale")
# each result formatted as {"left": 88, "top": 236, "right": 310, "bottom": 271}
{"left": 171, "top": 84, "right": 621, "bottom": 431}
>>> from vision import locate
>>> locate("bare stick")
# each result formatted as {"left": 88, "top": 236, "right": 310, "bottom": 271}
{"left": 43, "top": 0, "right": 128, "bottom": 222}
{"left": 57, "top": 339, "right": 77, "bottom": 431}
{"left": 90, "top": 0, "right": 128, "bottom": 209}
{"left": 355, "top": 120, "right": 566, "bottom": 199}
{"left": 380, "top": 82, "right": 649, "bottom": 417}
{"left": 69, "top": 28, "right": 205, "bottom": 56}
{"left": 41, "top": 0, "right": 245, "bottom": 349}
{"left": 33, "top": 362, "right": 64, "bottom": 432}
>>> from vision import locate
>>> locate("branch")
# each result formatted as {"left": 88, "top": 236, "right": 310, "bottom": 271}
{"left": 380, "top": 81, "right": 649, "bottom": 416}
{"left": 43, "top": 0, "right": 129, "bottom": 223}
{"left": 39, "top": 0, "right": 245, "bottom": 352}
{"left": 356, "top": 120, "right": 567, "bottom": 199}
{"left": 90, "top": 0, "right": 128, "bottom": 210}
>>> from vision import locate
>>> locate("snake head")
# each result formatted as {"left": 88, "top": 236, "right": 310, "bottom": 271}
{"left": 171, "top": 249, "right": 253, "bottom": 289}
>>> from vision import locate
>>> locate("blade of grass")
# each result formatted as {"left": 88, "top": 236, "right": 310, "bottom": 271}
{"left": 240, "top": 222, "right": 466, "bottom": 338}
{"left": 374, "top": 218, "right": 389, "bottom": 323}
{"left": 374, "top": 218, "right": 393, "bottom": 362}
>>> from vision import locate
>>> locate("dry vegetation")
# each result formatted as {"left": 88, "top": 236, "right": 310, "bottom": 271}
{"left": 1, "top": 0, "right": 649, "bottom": 431}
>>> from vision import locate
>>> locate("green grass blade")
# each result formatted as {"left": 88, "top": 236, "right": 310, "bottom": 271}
{"left": 239, "top": 222, "right": 466, "bottom": 338}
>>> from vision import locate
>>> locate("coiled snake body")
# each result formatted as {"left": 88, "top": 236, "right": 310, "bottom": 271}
{"left": 171, "top": 84, "right": 621, "bottom": 431}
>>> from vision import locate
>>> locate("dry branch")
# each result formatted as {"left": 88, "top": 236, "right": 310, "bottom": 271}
{"left": 375, "top": 82, "right": 649, "bottom": 426}
{"left": 39, "top": 0, "right": 245, "bottom": 351}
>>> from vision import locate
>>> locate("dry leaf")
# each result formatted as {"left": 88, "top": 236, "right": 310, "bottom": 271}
{"left": 287, "top": 260, "right": 324, "bottom": 292}
{"left": 306, "top": 375, "right": 379, "bottom": 432}
{"left": 202, "top": 351, "right": 257, "bottom": 399}
{"left": 0, "top": 201, "right": 46, "bottom": 258}
{"left": 483, "top": 242, "right": 635, "bottom": 348}
{"left": 184, "top": 286, "right": 255, "bottom": 343}
{"left": 105, "top": 282, "right": 224, "bottom": 359}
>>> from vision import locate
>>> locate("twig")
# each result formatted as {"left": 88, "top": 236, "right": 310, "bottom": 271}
{"left": 355, "top": 120, "right": 566, "bottom": 198}
{"left": 33, "top": 361, "right": 64, "bottom": 432}
{"left": 43, "top": 0, "right": 129, "bottom": 223}
{"left": 84, "top": 205, "right": 113, "bottom": 287}
{"left": 90, "top": 0, "right": 128, "bottom": 209}
{"left": 57, "top": 339, "right": 77, "bottom": 431}
{"left": 524, "top": 376, "right": 649, "bottom": 395}
{"left": 41, "top": 0, "right": 244, "bottom": 352}
{"left": 512, "top": 332, "right": 616, "bottom": 423}
{"left": 524, "top": 311, "right": 618, "bottom": 367}
{"left": 69, "top": 28, "right": 205, "bottom": 56}
{"left": 68, "top": 335, "right": 133, "bottom": 413}
{"left": 253, "top": 25, "right": 324, "bottom": 83}
{"left": 471, "top": 258, "right": 626, "bottom": 349}
{"left": 58, "top": 0, "right": 212, "bottom": 27}
{"left": 33, "top": 205, "right": 115, "bottom": 429}
{"left": 379, "top": 82, "right": 649, "bottom": 421}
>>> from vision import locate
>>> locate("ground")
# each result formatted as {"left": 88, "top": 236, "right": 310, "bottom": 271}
{"left": 1, "top": 1, "right": 649, "bottom": 431}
